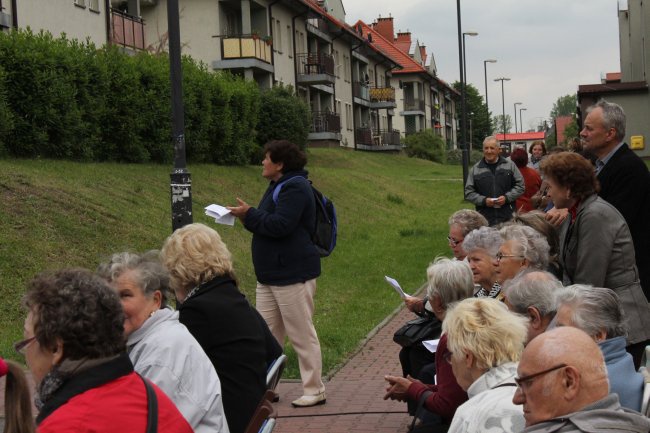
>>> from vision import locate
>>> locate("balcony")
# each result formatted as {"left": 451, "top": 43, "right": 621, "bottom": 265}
{"left": 353, "top": 81, "right": 370, "bottom": 101}
{"left": 0, "top": 10, "right": 11, "bottom": 29}
{"left": 356, "top": 129, "right": 402, "bottom": 151}
{"left": 297, "top": 52, "right": 335, "bottom": 86}
{"left": 369, "top": 87, "right": 397, "bottom": 109}
{"left": 212, "top": 34, "right": 274, "bottom": 73}
{"left": 110, "top": 8, "right": 145, "bottom": 51}
{"left": 403, "top": 97, "right": 425, "bottom": 113}
{"left": 309, "top": 111, "right": 341, "bottom": 142}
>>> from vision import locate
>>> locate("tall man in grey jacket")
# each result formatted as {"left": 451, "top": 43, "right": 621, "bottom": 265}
{"left": 465, "top": 136, "right": 525, "bottom": 226}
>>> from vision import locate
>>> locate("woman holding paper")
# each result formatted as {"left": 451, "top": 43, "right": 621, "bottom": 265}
{"left": 227, "top": 140, "right": 325, "bottom": 408}
{"left": 385, "top": 258, "right": 473, "bottom": 430}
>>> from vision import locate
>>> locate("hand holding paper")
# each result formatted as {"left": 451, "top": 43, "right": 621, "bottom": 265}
{"left": 205, "top": 204, "right": 236, "bottom": 226}
{"left": 384, "top": 275, "right": 409, "bottom": 299}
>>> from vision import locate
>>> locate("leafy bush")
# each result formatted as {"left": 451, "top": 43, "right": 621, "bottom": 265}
{"left": 403, "top": 129, "right": 447, "bottom": 163}
{"left": 257, "top": 84, "right": 311, "bottom": 152}
{"left": 0, "top": 66, "right": 14, "bottom": 155}
{"left": 446, "top": 149, "right": 483, "bottom": 165}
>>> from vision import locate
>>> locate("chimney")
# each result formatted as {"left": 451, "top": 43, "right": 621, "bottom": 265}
{"left": 396, "top": 31, "right": 411, "bottom": 44}
{"left": 419, "top": 45, "right": 427, "bottom": 61}
{"left": 373, "top": 16, "right": 394, "bottom": 41}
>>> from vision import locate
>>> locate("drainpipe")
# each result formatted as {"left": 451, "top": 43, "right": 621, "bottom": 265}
{"left": 10, "top": 0, "right": 17, "bottom": 28}
{"left": 105, "top": 0, "right": 111, "bottom": 44}
{"left": 349, "top": 41, "right": 363, "bottom": 150}
{"left": 267, "top": 0, "right": 280, "bottom": 85}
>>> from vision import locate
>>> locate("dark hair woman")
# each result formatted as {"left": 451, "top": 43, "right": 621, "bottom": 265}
{"left": 540, "top": 152, "right": 650, "bottom": 363}
{"left": 527, "top": 140, "right": 546, "bottom": 171}
{"left": 20, "top": 268, "right": 192, "bottom": 433}
{"left": 1, "top": 357, "right": 34, "bottom": 433}
{"left": 227, "top": 139, "right": 325, "bottom": 408}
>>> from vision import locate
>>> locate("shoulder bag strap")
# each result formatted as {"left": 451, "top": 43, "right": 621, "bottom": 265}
{"left": 410, "top": 390, "right": 433, "bottom": 431}
{"left": 139, "top": 373, "right": 158, "bottom": 433}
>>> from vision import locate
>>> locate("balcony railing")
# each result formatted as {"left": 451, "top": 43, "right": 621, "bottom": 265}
{"left": 380, "top": 129, "right": 401, "bottom": 146}
{"left": 221, "top": 34, "right": 272, "bottom": 63}
{"left": 297, "top": 52, "right": 335, "bottom": 76}
{"left": 403, "top": 97, "right": 425, "bottom": 112}
{"left": 110, "top": 8, "right": 145, "bottom": 51}
{"left": 370, "top": 87, "right": 396, "bottom": 103}
{"left": 312, "top": 111, "right": 340, "bottom": 133}
{"left": 355, "top": 127, "right": 373, "bottom": 145}
{"left": 353, "top": 81, "right": 369, "bottom": 100}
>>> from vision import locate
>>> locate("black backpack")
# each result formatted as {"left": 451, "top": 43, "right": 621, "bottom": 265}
{"left": 272, "top": 177, "right": 337, "bottom": 257}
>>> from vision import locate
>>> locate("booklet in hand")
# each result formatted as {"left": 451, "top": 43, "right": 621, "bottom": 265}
{"left": 384, "top": 275, "right": 409, "bottom": 299}
{"left": 205, "top": 204, "right": 236, "bottom": 226}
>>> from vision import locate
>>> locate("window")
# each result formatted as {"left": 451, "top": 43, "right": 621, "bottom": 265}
{"left": 275, "top": 19, "right": 282, "bottom": 53}
{"left": 369, "top": 70, "right": 375, "bottom": 87}
{"left": 74, "top": 0, "right": 86, "bottom": 7}
{"left": 334, "top": 50, "right": 340, "bottom": 78}
{"left": 88, "top": 0, "right": 99, "bottom": 11}
{"left": 345, "top": 103, "right": 353, "bottom": 130}
{"left": 287, "top": 25, "right": 292, "bottom": 57}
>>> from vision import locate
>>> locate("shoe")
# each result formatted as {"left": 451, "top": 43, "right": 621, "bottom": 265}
{"left": 291, "top": 392, "right": 326, "bottom": 407}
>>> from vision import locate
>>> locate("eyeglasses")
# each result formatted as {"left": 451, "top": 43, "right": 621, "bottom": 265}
{"left": 447, "top": 236, "right": 463, "bottom": 247}
{"left": 495, "top": 252, "right": 525, "bottom": 262}
{"left": 443, "top": 351, "right": 454, "bottom": 364}
{"left": 14, "top": 336, "right": 37, "bottom": 355}
{"left": 514, "top": 363, "right": 567, "bottom": 391}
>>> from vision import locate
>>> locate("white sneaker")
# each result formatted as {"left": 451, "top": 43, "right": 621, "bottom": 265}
{"left": 291, "top": 392, "right": 326, "bottom": 407}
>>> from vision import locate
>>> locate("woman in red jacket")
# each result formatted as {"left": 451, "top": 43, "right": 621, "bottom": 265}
{"left": 511, "top": 147, "right": 541, "bottom": 213}
{"left": 18, "top": 268, "right": 192, "bottom": 433}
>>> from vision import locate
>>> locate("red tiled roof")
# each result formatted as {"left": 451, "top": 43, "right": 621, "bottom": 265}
{"left": 354, "top": 20, "right": 427, "bottom": 75}
{"left": 496, "top": 132, "right": 545, "bottom": 141}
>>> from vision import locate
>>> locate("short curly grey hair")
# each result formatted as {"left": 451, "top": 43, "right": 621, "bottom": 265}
{"left": 426, "top": 257, "right": 474, "bottom": 308}
{"left": 555, "top": 284, "right": 627, "bottom": 339}
{"left": 448, "top": 210, "right": 489, "bottom": 237}
{"left": 97, "top": 251, "right": 170, "bottom": 307}
{"left": 462, "top": 226, "right": 502, "bottom": 257}
{"left": 503, "top": 270, "right": 561, "bottom": 317}
{"left": 24, "top": 268, "right": 125, "bottom": 360}
{"left": 499, "top": 225, "right": 550, "bottom": 270}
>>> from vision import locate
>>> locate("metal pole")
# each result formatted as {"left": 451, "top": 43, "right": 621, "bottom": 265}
{"left": 483, "top": 59, "right": 496, "bottom": 134}
{"left": 513, "top": 102, "right": 521, "bottom": 133}
{"left": 167, "top": 0, "right": 192, "bottom": 231}
{"left": 457, "top": 0, "right": 469, "bottom": 187}
{"left": 494, "top": 77, "right": 510, "bottom": 144}
{"left": 520, "top": 107, "right": 527, "bottom": 133}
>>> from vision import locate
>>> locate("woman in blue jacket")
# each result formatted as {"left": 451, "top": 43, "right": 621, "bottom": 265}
{"left": 229, "top": 140, "right": 325, "bottom": 407}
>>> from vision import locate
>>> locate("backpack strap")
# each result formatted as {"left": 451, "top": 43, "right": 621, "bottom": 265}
{"left": 272, "top": 176, "right": 309, "bottom": 204}
{"left": 138, "top": 373, "right": 158, "bottom": 433}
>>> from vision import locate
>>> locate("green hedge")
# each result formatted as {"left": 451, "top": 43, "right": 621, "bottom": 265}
{"left": 403, "top": 129, "right": 447, "bottom": 163}
{"left": 0, "top": 29, "right": 303, "bottom": 164}
{"left": 257, "top": 84, "right": 311, "bottom": 151}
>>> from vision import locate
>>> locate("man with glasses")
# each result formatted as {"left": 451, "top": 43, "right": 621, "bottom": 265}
{"left": 514, "top": 326, "right": 650, "bottom": 432}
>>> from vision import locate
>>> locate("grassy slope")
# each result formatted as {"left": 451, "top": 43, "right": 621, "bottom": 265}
{"left": 0, "top": 149, "right": 467, "bottom": 377}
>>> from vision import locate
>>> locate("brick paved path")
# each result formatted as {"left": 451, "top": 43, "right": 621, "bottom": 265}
{"left": 0, "top": 304, "right": 417, "bottom": 433}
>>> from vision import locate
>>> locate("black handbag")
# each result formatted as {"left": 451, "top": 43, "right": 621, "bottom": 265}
{"left": 393, "top": 316, "right": 442, "bottom": 348}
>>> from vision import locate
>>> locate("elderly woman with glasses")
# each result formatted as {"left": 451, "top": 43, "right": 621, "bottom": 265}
{"left": 385, "top": 258, "right": 474, "bottom": 431}
{"left": 19, "top": 268, "right": 192, "bottom": 433}
{"left": 97, "top": 251, "right": 230, "bottom": 433}
{"left": 444, "top": 298, "right": 528, "bottom": 433}
{"left": 554, "top": 285, "right": 644, "bottom": 411}
{"left": 494, "top": 224, "right": 550, "bottom": 285}
{"left": 540, "top": 152, "right": 650, "bottom": 366}
{"left": 461, "top": 226, "right": 503, "bottom": 299}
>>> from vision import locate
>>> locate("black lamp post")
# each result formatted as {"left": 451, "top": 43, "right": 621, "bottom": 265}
{"left": 494, "top": 77, "right": 510, "bottom": 143}
{"left": 456, "top": 0, "right": 469, "bottom": 186}
{"left": 167, "top": 0, "right": 192, "bottom": 231}
{"left": 519, "top": 107, "right": 527, "bottom": 133}
{"left": 513, "top": 102, "right": 522, "bottom": 133}
{"left": 483, "top": 59, "right": 496, "bottom": 133}
{"left": 462, "top": 31, "right": 477, "bottom": 150}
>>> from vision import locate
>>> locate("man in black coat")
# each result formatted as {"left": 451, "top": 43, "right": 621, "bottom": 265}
{"left": 580, "top": 100, "right": 650, "bottom": 301}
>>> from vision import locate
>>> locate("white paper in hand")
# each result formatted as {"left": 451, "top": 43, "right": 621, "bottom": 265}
{"left": 204, "top": 204, "right": 235, "bottom": 226}
{"left": 422, "top": 339, "right": 440, "bottom": 353}
{"left": 384, "top": 275, "right": 408, "bottom": 299}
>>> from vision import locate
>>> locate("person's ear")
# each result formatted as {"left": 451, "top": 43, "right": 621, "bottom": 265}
{"left": 527, "top": 306, "right": 543, "bottom": 330}
{"left": 51, "top": 338, "right": 64, "bottom": 366}
{"left": 465, "top": 351, "right": 474, "bottom": 369}
{"left": 594, "top": 329, "right": 607, "bottom": 343}
{"left": 153, "top": 290, "right": 162, "bottom": 309}
{"left": 432, "top": 294, "right": 445, "bottom": 314}
{"left": 562, "top": 366, "right": 581, "bottom": 399}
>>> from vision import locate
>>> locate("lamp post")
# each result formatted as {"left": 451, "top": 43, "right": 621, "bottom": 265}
{"left": 483, "top": 59, "right": 496, "bottom": 132}
{"left": 462, "top": 31, "right": 478, "bottom": 151}
{"left": 167, "top": 0, "right": 192, "bottom": 231}
{"left": 494, "top": 77, "right": 510, "bottom": 143}
{"left": 513, "top": 102, "right": 522, "bottom": 133}
{"left": 456, "top": 0, "right": 469, "bottom": 186}
{"left": 519, "top": 107, "right": 527, "bottom": 133}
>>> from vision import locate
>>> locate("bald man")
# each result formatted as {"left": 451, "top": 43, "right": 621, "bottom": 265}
{"left": 514, "top": 327, "right": 650, "bottom": 432}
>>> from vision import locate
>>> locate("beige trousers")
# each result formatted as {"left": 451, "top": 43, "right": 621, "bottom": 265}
{"left": 256, "top": 279, "right": 325, "bottom": 396}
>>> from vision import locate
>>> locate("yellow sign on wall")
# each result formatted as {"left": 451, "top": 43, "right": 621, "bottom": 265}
{"left": 630, "top": 135, "right": 645, "bottom": 150}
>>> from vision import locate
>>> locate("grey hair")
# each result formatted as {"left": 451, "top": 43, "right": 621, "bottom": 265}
{"left": 499, "top": 224, "right": 550, "bottom": 270}
{"left": 426, "top": 257, "right": 474, "bottom": 308}
{"left": 555, "top": 284, "right": 627, "bottom": 339}
{"left": 462, "top": 226, "right": 502, "bottom": 257}
{"left": 97, "top": 250, "right": 170, "bottom": 307}
{"left": 483, "top": 135, "right": 498, "bottom": 146}
{"left": 587, "top": 99, "right": 626, "bottom": 142}
{"left": 503, "top": 270, "right": 562, "bottom": 316}
{"left": 448, "top": 209, "right": 489, "bottom": 237}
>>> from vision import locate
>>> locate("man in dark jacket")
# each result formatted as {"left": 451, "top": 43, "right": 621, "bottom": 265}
{"left": 580, "top": 100, "right": 650, "bottom": 301}
{"left": 464, "top": 136, "right": 525, "bottom": 226}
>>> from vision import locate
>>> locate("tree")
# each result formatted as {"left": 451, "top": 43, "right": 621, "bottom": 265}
{"left": 563, "top": 118, "right": 579, "bottom": 144}
{"left": 452, "top": 82, "right": 491, "bottom": 149}
{"left": 550, "top": 94, "right": 577, "bottom": 118}
{"left": 492, "top": 114, "right": 513, "bottom": 135}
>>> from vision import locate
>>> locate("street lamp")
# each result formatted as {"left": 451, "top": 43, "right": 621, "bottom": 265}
{"left": 519, "top": 107, "right": 527, "bottom": 133}
{"left": 456, "top": 0, "right": 469, "bottom": 186}
{"left": 513, "top": 102, "right": 522, "bottom": 133}
{"left": 462, "top": 31, "right": 478, "bottom": 151}
{"left": 494, "top": 77, "right": 510, "bottom": 142}
{"left": 483, "top": 59, "right": 496, "bottom": 132}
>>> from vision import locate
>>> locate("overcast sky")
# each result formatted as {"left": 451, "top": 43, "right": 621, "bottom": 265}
{"left": 344, "top": 0, "right": 622, "bottom": 131}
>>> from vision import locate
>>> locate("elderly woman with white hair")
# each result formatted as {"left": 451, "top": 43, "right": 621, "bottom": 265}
{"left": 554, "top": 285, "right": 644, "bottom": 411}
{"left": 446, "top": 209, "right": 489, "bottom": 261}
{"left": 444, "top": 298, "right": 527, "bottom": 433}
{"left": 461, "top": 226, "right": 503, "bottom": 299}
{"left": 385, "top": 258, "right": 474, "bottom": 430}
{"left": 495, "top": 225, "right": 550, "bottom": 285}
